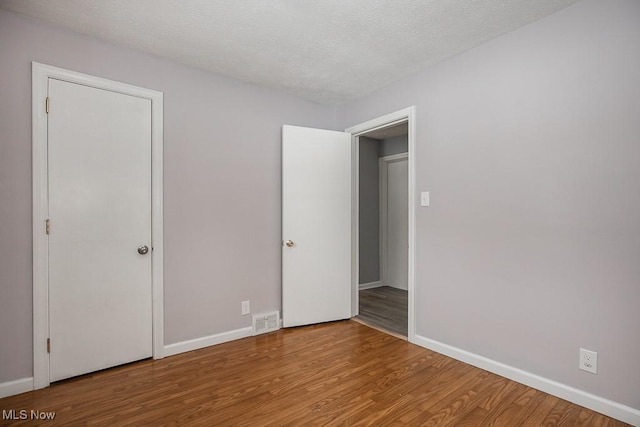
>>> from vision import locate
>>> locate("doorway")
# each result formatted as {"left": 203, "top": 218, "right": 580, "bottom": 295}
{"left": 345, "top": 107, "right": 416, "bottom": 342}
{"left": 355, "top": 126, "right": 409, "bottom": 337}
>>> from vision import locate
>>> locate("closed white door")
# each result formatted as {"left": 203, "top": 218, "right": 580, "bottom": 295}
{"left": 48, "top": 78, "right": 153, "bottom": 381}
{"left": 282, "top": 125, "right": 352, "bottom": 327}
{"left": 384, "top": 158, "right": 408, "bottom": 290}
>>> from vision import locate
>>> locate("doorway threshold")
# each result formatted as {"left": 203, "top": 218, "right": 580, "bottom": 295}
{"left": 350, "top": 318, "right": 407, "bottom": 341}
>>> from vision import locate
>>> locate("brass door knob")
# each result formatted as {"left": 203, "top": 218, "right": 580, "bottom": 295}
{"left": 285, "top": 240, "right": 295, "bottom": 247}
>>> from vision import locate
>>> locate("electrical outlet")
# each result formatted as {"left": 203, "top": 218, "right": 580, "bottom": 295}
{"left": 579, "top": 348, "right": 597, "bottom": 374}
{"left": 241, "top": 300, "right": 250, "bottom": 315}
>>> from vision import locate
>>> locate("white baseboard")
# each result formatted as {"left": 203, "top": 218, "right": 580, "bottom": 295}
{"left": 413, "top": 335, "right": 640, "bottom": 426}
{"left": 0, "top": 377, "right": 33, "bottom": 399}
{"left": 163, "top": 326, "right": 253, "bottom": 357}
{"left": 1, "top": 327, "right": 262, "bottom": 398}
{"left": 359, "top": 281, "right": 383, "bottom": 290}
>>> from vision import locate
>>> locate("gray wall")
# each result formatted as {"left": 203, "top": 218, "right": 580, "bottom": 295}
{"left": 380, "top": 134, "right": 408, "bottom": 157}
{"left": 338, "top": 0, "right": 640, "bottom": 410}
{"left": 358, "top": 136, "right": 380, "bottom": 284}
{"left": 0, "top": 9, "right": 335, "bottom": 383}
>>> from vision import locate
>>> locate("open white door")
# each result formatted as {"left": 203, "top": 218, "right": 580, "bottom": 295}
{"left": 282, "top": 125, "right": 352, "bottom": 327}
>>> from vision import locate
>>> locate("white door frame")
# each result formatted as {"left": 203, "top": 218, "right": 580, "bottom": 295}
{"left": 32, "top": 62, "right": 165, "bottom": 389}
{"left": 345, "top": 106, "right": 416, "bottom": 342}
{"left": 379, "top": 153, "right": 409, "bottom": 290}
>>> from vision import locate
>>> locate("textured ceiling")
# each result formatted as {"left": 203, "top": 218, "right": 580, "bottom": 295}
{"left": 0, "top": 0, "right": 579, "bottom": 104}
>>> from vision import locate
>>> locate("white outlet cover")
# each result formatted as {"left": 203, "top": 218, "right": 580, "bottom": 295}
{"left": 579, "top": 348, "right": 598, "bottom": 374}
{"left": 241, "top": 300, "right": 250, "bottom": 315}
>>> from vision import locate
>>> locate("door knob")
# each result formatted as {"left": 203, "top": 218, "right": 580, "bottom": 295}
{"left": 138, "top": 245, "right": 149, "bottom": 255}
{"left": 285, "top": 240, "right": 295, "bottom": 247}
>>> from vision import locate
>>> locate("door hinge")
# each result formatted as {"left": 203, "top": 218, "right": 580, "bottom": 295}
{"left": 47, "top": 338, "right": 50, "bottom": 353}
{"left": 45, "top": 219, "right": 51, "bottom": 235}
{"left": 46, "top": 97, "right": 49, "bottom": 114}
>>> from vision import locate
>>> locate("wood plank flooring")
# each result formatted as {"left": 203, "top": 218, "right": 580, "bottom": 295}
{"left": 357, "top": 286, "right": 408, "bottom": 337}
{"left": 0, "top": 321, "right": 628, "bottom": 426}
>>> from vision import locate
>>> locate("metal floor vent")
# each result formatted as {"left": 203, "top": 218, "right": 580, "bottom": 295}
{"left": 252, "top": 311, "right": 280, "bottom": 335}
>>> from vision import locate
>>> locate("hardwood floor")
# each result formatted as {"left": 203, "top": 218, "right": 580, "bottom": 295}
{"left": 0, "top": 321, "right": 628, "bottom": 426}
{"left": 357, "top": 285, "right": 408, "bottom": 337}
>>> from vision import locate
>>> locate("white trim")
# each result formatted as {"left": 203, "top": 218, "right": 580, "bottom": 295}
{"left": 379, "top": 153, "right": 408, "bottom": 290}
{"left": 0, "top": 378, "right": 34, "bottom": 399}
{"left": 32, "top": 63, "right": 49, "bottom": 391}
{"left": 163, "top": 327, "right": 253, "bottom": 357}
{"left": 359, "top": 281, "right": 383, "bottom": 290}
{"left": 346, "top": 107, "right": 416, "bottom": 343}
{"left": 345, "top": 108, "right": 413, "bottom": 136}
{"left": 413, "top": 335, "right": 640, "bottom": 426}
{"left": 378, "top": 156, "right": 385, "bottom": 288}
{"left": 380, "top": 153, "right": 409, "bottom": 162}
{"left": 32, "top": 62, "right": 164, "bottom": 390}
{"left": 351, "top": 137, "right": 360, "bottom": 316}
{"left": 349, "top": 118, "right": 408, "bottom": 137}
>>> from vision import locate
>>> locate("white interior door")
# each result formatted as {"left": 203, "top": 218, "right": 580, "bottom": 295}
{"left": 48, "top": 78, "right": 153, "bottom": 381}
{"left": 383, "top": 157, "right": 408, "bottom": 290}
{"left": 282, "top": 125, "right": 352, "bottom": 327}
